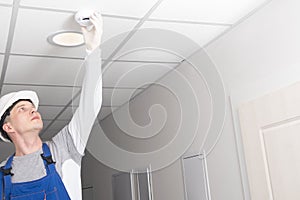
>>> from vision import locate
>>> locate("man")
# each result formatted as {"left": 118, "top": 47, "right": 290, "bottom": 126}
{"left": 0, "top": 11, "right": 103, "bottom": 200}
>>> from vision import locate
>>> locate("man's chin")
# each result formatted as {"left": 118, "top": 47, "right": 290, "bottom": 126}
{"left": 34, "top": 125, "right": 43, "bottom": 133}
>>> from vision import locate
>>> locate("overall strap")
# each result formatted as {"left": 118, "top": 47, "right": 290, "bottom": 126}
{"left": 1, "top": 155, "right": 14, "bottom": 200}
{"left": 0, "top": 167, "right": 3, "bottom": 200}
{"left": 41, "top": 143, "right": 56, "bottom": 175}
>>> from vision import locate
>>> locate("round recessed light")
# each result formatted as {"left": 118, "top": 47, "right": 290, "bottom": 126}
{"left": 47, "top": 31, "right": 84, "bottom": 47}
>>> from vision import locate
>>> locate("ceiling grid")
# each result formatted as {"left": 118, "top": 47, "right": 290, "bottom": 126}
{"left": 0, "top": 0, "right": 20, "bottom": 94}
{"left": 0, "top": 0, "right": 269, "bottom": 138}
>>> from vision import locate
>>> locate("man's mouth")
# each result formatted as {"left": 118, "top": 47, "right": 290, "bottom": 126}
{"left": 31, "top": 116, "right": 40, "bottom": 120}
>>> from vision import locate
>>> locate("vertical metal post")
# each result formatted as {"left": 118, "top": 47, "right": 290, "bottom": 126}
{"left": 202, "top": 151, "right": 211, "bottom": 200}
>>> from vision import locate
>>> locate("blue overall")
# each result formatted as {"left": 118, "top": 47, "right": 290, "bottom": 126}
{"left": 0, "top": 143, "right": 71, "bottom": 200}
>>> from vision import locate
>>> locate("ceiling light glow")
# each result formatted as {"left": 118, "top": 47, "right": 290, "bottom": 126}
{"left": 47, "top": 31, "right": 84, "bottom": 47}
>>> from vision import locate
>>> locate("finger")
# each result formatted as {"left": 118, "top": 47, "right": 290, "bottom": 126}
{"left": 89, "top": 16, "right": 100, "bottom": 31}
{"left": 90, "top": 12, "right": 102, "bottom": 24}
{"left": 88, "top": 17, "right": 97, "bottom": 30}
{"left": 81, "top": 26, "right": 89, "bottom": 35}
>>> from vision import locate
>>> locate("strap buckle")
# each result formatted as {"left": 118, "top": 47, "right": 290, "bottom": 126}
{"left": 40, "top": 154, "right": 56, "bottom": 165}
{"left": 0, "top": 166, "right": 14, "bottom": 176}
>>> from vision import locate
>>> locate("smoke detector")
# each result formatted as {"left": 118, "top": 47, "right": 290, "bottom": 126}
{"left": 47, "top": 9, "right": 97, "bottom": 47}
{"left": 74, "top": 9, "right": 94, "bottom": 30}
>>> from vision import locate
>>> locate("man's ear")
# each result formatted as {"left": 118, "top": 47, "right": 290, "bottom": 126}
{"left": 2, "top": 122, "right": 13, "bottom": 134}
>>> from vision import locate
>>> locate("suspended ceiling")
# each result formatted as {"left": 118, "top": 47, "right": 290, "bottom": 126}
{"left": 0, "top": 0, "right": 268, "bottom": 139}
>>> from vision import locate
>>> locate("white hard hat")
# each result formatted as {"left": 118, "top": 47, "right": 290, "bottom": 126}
{"left": 0, "top": 90, "right": 39, "bottom": 142}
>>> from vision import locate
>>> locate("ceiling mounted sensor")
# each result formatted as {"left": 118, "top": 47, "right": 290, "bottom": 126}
{"left": 47, "top": 10, "right": 96, "bottom": 47}
{"left": 47, "top": 31, "right": 84, "bottom": 47}
{"left": 74, "top": 9, "right": 95, "bottom": 31}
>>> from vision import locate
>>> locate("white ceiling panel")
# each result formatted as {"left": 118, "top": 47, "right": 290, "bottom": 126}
{"left": 99, "top": 106, "right": 116, "bottom": 120}
{"left": 20, "top": 0, "right": 159, "bottom": 18}
{"left": 38, "top": 106, "right": 64, "bottom": 120}
{"left": 42, "top": 120, "right": 52, "bottom": 130}
{"left": 142, "top": 21, "right": 228, "bottom": 47}
{"left": 41, "top": 129, "right": 63, "bottom": 140}
{"left": 12, "top": 8, "right": 138, "bottom": 59}
{"left": 57, "top": 103, "right": 116, "bottom": 121}
{"left": 103, "top": 88, "right": 143, "bottom": 107}
{"left": 5, "top": 55, "right": 85, "bottom": 86}
{"left": 12, "top": 9, "right": 85, "bottom": 58}
{"left": 150, "top": 0, "right": 268, "bottom": 24}
{"left": 71, "top": 88, "right": 144, "bottom": 107}
{"left": 58, "top": 106, "right": 77, "bottom": 120}
{"left": 1, "top": 85, "right": 80, "bottom": 106}
{"left": 71, "top": 88, "right": 142, "bottom": 107}
{"left": 102, "top": 17, "right": 137, "bottom": 42}
{"left": 0, "top": 55, "right": 4, "bottom": 74}
{"left": 0, "top": 0, "right": 12, "bottom": 5}
{"left": 0, "top": 6, "right": 11, "bottom": 53}
{"left": 112, "top": 49, "right": 184, "bottom": 63}
{"left": 57, "top": 106, "right": 115, "bottom": 121}
{"left": 45, "top": 120, "right": 69, "bottom": 131}
{"left": 112, "top": 28, "right": 201, "bottom": 62}
{"left": 67, "top": 95, "right": 80, "bottom": 107}
{"left": 103, "top": 61, "right": 178, "bottom": 88}
{"left": 100, "top": 17, "right": 138, "bottom": 59}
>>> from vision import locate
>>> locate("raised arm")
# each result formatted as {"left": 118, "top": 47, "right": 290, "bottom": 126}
{"left": 68, "top": 12, "right": 103, "bottom": 155}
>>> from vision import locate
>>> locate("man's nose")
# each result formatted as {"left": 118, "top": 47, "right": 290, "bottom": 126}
{"left": 30, "top": 107, "right": 37, "bottom": 114}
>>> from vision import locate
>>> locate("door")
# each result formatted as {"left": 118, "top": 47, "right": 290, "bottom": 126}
{"left": 182, "top": 154, "right": 211, "bottom": 200}
{"left": 112, "top": 173, "right": 133, "bottom": 200}
{"left": 238, "top": 82, "right": 300, "bottom": 200}
{"left": 112, "top": 170, "right": 153, "bottom": 200}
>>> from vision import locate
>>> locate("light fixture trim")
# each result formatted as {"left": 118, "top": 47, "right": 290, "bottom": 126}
{"left": 47, "top": 30, "right": 84, "bottom": 47}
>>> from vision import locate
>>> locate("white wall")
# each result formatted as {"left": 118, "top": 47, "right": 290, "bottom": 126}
{"left": 83, "top": 0, "right": 300, "bottom": 199}
{"left": 0, "top": 142, "right": 14, "bottom": 161}
{"left": 206, "top": 0, "right": 300, "bottom": 198}
{"left": 82, "top": 150, "right": 118, "bottom": 200}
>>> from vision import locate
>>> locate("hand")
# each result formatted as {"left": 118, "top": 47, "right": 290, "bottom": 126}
{"left": 81, "top": 11, "right": 103, "bottom": 51}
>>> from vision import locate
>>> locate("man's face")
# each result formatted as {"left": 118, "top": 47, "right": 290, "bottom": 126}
{"left": 7, "top": 100, "right": 43, "bottom": 136}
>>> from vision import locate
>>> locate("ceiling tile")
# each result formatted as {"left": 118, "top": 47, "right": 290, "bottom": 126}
{"left": 103, "top": 88, "right": 143, "bottom": 107}
{"left": 98, "top": 106, "right": 116, "bottom": 120}
{"left": 102, "top": 17, "right": 137, "bottom": 42}
{"left": 43, "top": 110, "right": 116, "bottom": 136}
{"left": 0, "top": 1, "right": 12, "bottom": 5}
{"left": 57, "top": 104, "right": 116, "bottom": 121}
{"left": 1, "top": 85, "right": 80, "bottom": 106}
{"left": 66, "top": 94, "right": 80, "bottom": 107}
{"left": 141, "top": 21, "right": 228, "bottom": 47}
{"left": 45, "top": 120, "right": 69, "bottom": 131}
{"left": 150, "top": 0, "right": 268, "bottom": 24}
{"left": 57, "top": 106, "right": 77, "bottom": 120}
{"left": 112, "top": 28, "right": 201, "bottom": 62}
{"left": 0, "top": 6, "right": 11, "bottom": 53}
{"left": 38, "top": 106, "right": 64, "bottom": 120}
{"left": 12, "top": 9, "right": 85, "bottom": 58}
{"left": 103, "top": 61, "right": 178, "bottom": 88}
{"left": 5, "top": 55, "right": 85, "bottom": 86}
{"left": 73, "top": 88, "right": 143, "bottom": 107}
{"left": 112, "top": 48, "right": 183, "bottom": 63}
{"left": 41, "top": 129, "right": 62, "bottom": 140}
{"left": 12, "top": 8, "right": 138, "bottom": 59}
{"left": 42, "top": 120, "right": 52, "bottom": 130}
{"left": 0, "top": 55, "right": 4, "bottom": 74}
{"left": 41, "top": 120, "right": 69, "bottom": 140}
{"left": 20, "top": 0, "right": 159, "bottom": 18}
{"left": 100, "top": 17, "right": 138, "bottom": 59}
